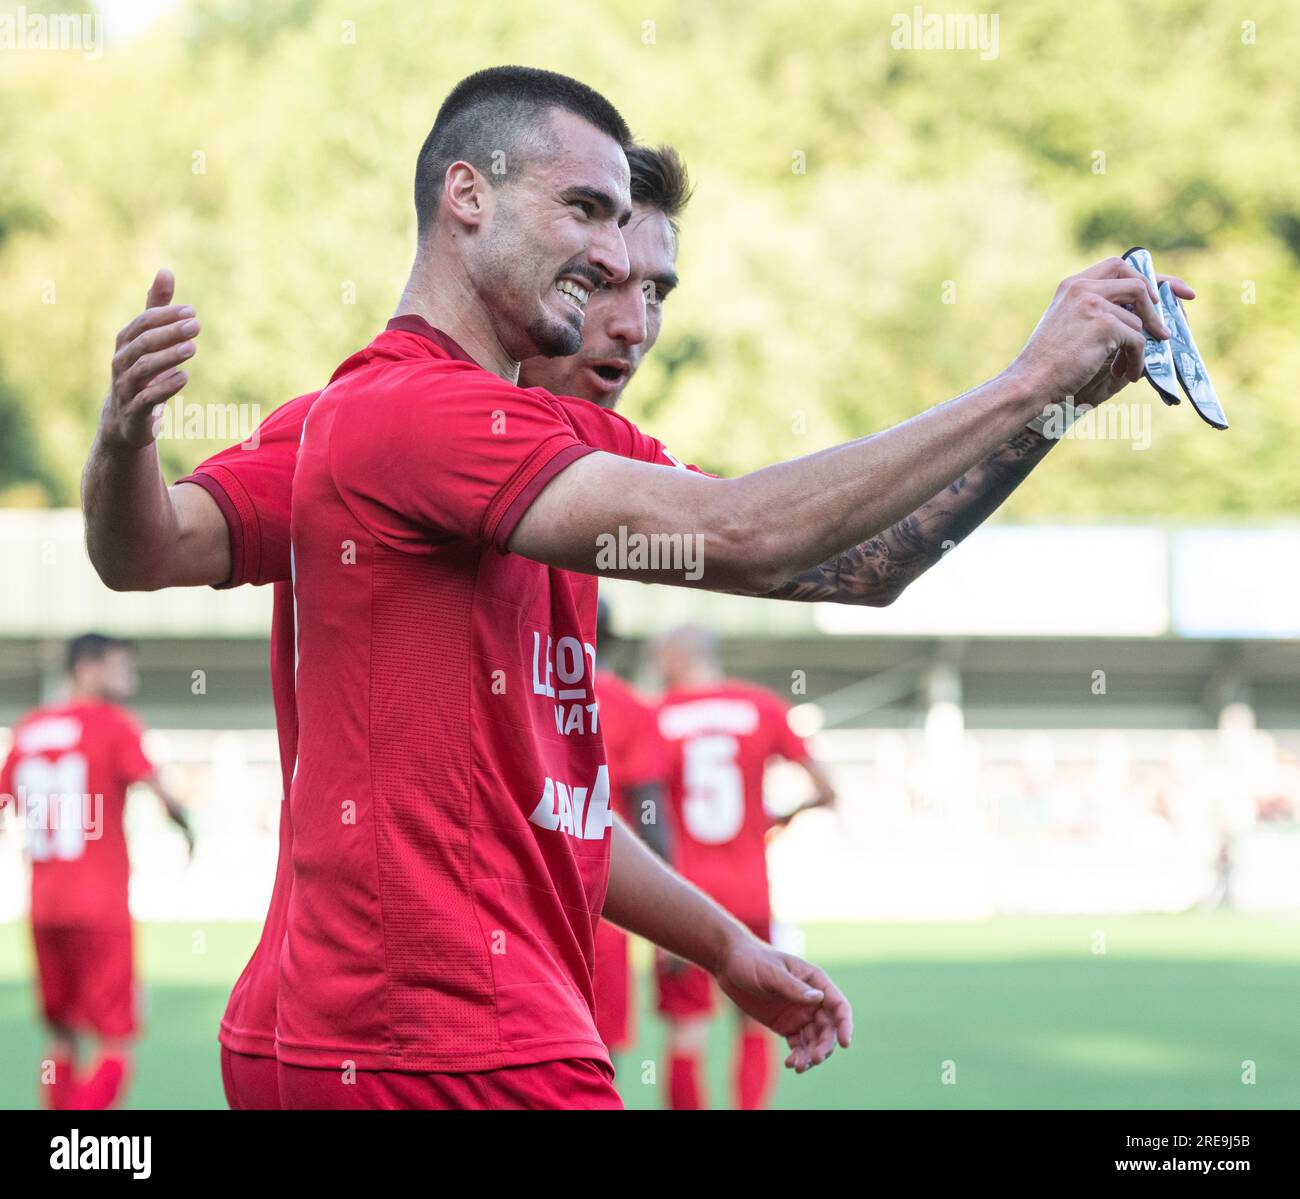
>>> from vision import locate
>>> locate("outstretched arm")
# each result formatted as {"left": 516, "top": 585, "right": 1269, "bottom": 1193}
{"left": 772, "top": 757, "right": 837, "bottom": 827}
{"left": 140, "top": 775, "right": 195, "bottom": 858}
{"left": 760, "top": 425, "right": 1054, "bottom": 605}
{"left": 82, "top": 269, "right": 230, "bottom": 591}
{"left": 604, "top": 817, "right": 851, "bottom": 1071}
{"left": 756, "top": 269, "right": 1197, "bottom": 606}
{"left": 510, "top": 258, "right": 1169, "bottom": 595}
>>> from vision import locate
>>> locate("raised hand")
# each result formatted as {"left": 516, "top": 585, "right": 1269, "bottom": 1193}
{"left": 1011, "top": 256, "right": 1173, "bottom": 406}
{"left": 103, "top": 269, "right": 200, "bottom": 449}
{"left": 1073, "top": 268, "right": 1198, "bottom": 411}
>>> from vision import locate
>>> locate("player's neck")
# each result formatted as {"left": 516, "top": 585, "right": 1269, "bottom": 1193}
{"left": 672, "top": 669, "right": 723, "bottom": 692}
{"left": 395, "top": 248, "right": 520, "bottom": 385}
{"left": 67, "top": 684, "right": 106, "bottom": 705}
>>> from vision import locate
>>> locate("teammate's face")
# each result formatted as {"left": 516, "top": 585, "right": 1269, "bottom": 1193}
{"left": 652, "top": 637, "right": 689, "bottom": 690}
{"left": 99, "top": 647, "right": 139, "bottom": 702}
{"left": 519, "top": 203, "right": 678, "bottom": 408}
{"left": 472, "top": 110, "right": 631, "bottom": 363}
{"left": 77, "top": 647, "right": 139, "bottom": 703}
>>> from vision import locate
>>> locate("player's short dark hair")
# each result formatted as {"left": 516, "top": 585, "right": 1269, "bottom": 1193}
{"left": 414, "top": 66, "right": 632, "bottom": 237}
{"left": 66, "top": 633, "right": 132, "bottom": 675}
{"left": 627, "top": 144, "right": 693, "bottom": 235}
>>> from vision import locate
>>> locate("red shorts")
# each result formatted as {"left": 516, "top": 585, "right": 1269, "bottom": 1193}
{"left": 655, "top": 919, "right": 770, "bottom": 1021}
{"left": 32, "top": 924, "right": 136, "bottom": 1039}
{"left": 221, "top": 1046, "right": 282, "bottom": 1110}
{"left": 593, "top": 920, "right": 634, "bottom": 1052}
{"left": 278, "top": 1058, "right": 622, "bottom": 1110}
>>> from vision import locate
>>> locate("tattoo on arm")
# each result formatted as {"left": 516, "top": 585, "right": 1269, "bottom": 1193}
{"left": 761, "top": 428, "right": 1055, "bottom": 605}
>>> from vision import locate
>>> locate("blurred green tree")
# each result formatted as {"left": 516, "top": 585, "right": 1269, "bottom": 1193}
{"left": 2, "top": 0, "right": 1297, "bottom": 515}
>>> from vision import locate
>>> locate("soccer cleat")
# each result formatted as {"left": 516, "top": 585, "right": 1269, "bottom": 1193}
{"left": 71, "top": 1054, "right": 129, "bottom": 1110}
{"left": 1123, "top": 245, "right": 1228, "bottom": 430}
{"left": 1122, "top": 246, "right": 1180, "bottom": 406}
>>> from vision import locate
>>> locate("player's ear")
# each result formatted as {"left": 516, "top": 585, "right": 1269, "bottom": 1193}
{"left": 442, "top": 161, "right": 488, "bottom": 230}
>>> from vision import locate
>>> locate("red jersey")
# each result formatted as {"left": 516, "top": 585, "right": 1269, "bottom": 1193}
{"left": 0, "top": 700, "right": 154, "bottom": 929}
{"left": 656, "top": 682, "right": 810, "bottom": 926}
{"left": 189, "top": 314, "right": 698, "bottom": 1074}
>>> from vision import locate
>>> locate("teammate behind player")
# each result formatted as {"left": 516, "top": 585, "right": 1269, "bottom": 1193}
{"left": 0, "top": 634, "right": 192, "bottom": 1110}
{"left": 653, "top": 625, "right": 836, "bottom": 1110}
{"left": 592, "top": 600, "right": 671, "bottom": 1066}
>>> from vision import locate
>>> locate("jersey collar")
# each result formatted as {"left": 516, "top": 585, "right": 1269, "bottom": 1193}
{"left": 385, "top": 314, "right": 479, "bottom": 365}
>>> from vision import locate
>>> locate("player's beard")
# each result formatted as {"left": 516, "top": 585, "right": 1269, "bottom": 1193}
{"left": 526, "top": 310, "right": 582, "bottom": 359}
{"left": 523, "top": 253, "right": 587, "bottom": 359}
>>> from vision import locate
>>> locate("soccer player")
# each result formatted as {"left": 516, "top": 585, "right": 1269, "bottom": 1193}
{"left": 0, "top": 634, "right": 192, "bottom": 1110}
{"left": 592, "top": 600, "right": 671, "bottom": 1066}
{"left": 82, "top": 67, "right": 1184, "bottom": 1108}
{"left": 652, "top": 624, "right": 836, "bottom": 1110}
{"left": 82, "top": 138, "right": 697, "bottom": 1110}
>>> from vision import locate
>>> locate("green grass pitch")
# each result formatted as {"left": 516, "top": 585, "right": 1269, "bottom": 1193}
{"left": 0, "top": 915, "right": 1295, "bottom": 1109}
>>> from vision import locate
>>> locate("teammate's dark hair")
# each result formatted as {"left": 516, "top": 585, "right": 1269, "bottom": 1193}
{"left": 414, "top": 66, "right": 632, "bottom": 237}
{"left": 66, "top": 633, "right": 132, "bottom": 675}
{"left": 627, "top": 144, "right": 693, "bottom": 235}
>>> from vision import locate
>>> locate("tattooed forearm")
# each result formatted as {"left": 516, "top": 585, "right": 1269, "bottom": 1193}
{"left": 759, "top": 427, "right": 1056, "bottom": 605}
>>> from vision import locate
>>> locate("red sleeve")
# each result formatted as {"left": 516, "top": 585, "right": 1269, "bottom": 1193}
{"left": 618, "top": 414, "right": 711, "bottom": 476}
{"left": 175, "top": 391, "right": 317, "bottom": 587}
{"left": 645, "top": 439, "right": 714, "bottom": 478}
{"left": 332, "top": 372, "right": 597, "bottom": 551}
{"left": 557, "top": 397, "right": 715, "bottom": 476}
{"left": 112, "top": 713, "right": 155, "bottom": 787}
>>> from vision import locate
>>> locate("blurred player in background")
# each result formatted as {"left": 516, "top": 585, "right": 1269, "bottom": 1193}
{"left": 653, "top": 625, "right": 836, "bottom": 1109}
{"left": 0, "top": 634, "right": 192, "bottom": 1110}
{"left": 592, "top": 599, "right": 671, "bottom": 1072}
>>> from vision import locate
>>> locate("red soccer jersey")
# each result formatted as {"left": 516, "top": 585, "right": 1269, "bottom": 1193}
{"left": 656, "top": 681, "right": 810, "bottom": 927}
{"left": 224, "top": 315, "right": 697, "bottom": 1075}
{"left": 0, "top": 700, "right": 154, "bottom": 929}
{"left": 179, "top": 325, "right": 698, "bottom": 1066}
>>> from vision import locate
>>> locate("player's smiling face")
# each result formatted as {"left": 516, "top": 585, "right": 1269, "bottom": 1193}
{"left": 478, "top": 109, "right": 632, "bottom": 363}
{"left": 520, "top": 203, "right": 678, "bottom": 409}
